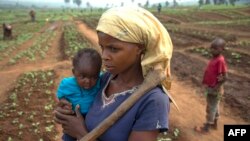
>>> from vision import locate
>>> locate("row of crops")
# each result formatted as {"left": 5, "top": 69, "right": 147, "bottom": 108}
{"left": 0, "top": 9, "right": 30, "bottom": 24}
{"left": 8, "top": 28, "right": 56, "bottom": 65}
{"left": 0, "top": 22, "right": 46, "bottom": 61}
{"left": 156, "top": 5, "right": 250, "bottom": 22}
{"left": 0, "top": 70, "right": 58, "bottom": 141}
{"left": 166, "top": 25, "right": 237, "bottom": 42}
{"left": 157, "top": 6, "right": 250, "bottom": 76}
{"left": 0, "top": 9, "right": 87, "bottom": 60}
{"left": 79, "top": 13, "right": 101, "bottom": 29}
{"left": 0, "top": 9, "right": 72, "bottom": 24}
{"left": 62, "top": 22, "right": 90, "bottom": 58}
{"left": 193, "top": 19, "right": 250, "bottom": 32}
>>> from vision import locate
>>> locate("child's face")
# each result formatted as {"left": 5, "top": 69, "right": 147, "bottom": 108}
{"left": 73, "top": 65, "right": 99, "bottom": 89}
{"left": 210, "top": 45, "right": 223, "bottom": 57}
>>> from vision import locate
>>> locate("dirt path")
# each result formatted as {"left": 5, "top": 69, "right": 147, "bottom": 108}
{"left": 75, "top": 21, "right": 247, "bottom": 141}
{"left": 75, "top": 20, "right": 101, "bottom": 53}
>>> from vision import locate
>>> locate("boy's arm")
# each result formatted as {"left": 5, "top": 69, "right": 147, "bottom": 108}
{"left": 214, "top": 72, "right": 227, "bottom": 91}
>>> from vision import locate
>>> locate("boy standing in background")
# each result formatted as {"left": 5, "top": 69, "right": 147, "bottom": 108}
{"left": 196, "top": 38, "right": 228, "bottom": 133}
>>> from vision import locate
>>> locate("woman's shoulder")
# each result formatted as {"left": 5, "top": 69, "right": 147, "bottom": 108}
{"left": 139, "top": 86, "right": 169, "bottom": 104}
{"left": 146, "top": 86, "right": 169, "bottom": 97}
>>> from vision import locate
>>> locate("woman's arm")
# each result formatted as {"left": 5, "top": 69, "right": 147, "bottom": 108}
{"left": 128, "top": 130, "right": 159, "bottom": 141}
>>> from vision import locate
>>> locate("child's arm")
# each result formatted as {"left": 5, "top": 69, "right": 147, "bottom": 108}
{"left": 57, "top": 78, "right": 74, "bottom": 112}
{"left": 214, "top": 72, "right": 227, "bottom": 91}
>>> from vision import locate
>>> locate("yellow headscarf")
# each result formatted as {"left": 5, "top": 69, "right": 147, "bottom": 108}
{"left": 96, "top": 7, "right": 173, "bottom": 89}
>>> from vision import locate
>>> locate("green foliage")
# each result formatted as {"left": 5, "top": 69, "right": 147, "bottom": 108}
{"left": 8, "top": 29, "right": 56, "bottom": 64}
{"left": 0, "top": 70, "right": 57, "bottom": 140}
{"left": 231, "top": 52, "right": 242, "bottom": 59}
{"left": 191, "top": 47, "right": 211, "bottom": 58}
{"left": 63, "top": 23, "right": 90, "bottom": 58}
{"left": 173, "top": 128, "right": 180, "bottom": 138}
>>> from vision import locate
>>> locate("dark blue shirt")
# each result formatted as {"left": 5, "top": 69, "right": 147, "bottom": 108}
{"left": 85, "top": 73, "right": 170, "bottom": 141}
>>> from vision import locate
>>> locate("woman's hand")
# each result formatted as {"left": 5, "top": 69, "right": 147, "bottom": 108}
{"left": 54, "top": 104, "right": 87, "bottom": 139}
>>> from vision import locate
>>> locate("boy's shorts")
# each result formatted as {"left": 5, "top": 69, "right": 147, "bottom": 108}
{"left": 205, "top": 87, "right": 224, "bottom": 100}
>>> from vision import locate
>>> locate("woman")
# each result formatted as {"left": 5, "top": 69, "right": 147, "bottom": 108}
{"left": 55, "top": 6, "right": 173, "bottom": 141}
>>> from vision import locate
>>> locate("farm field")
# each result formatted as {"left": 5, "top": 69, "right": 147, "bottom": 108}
{"left": 0, "top": 6, "right": 249, "bottom": 141}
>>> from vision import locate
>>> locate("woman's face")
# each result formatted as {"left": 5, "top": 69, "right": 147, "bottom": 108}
{"left": 98, "top": 32, "right": 143, "bottom": 75}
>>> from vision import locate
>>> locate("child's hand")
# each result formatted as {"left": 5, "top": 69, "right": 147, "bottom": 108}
{"left": 217, "top": 74, "right": 224, "bottom": 82}
{"left": 217, "top": 73, "right": 227, "bottom": 82}
{"left": 62, "top": 104, "right": 72, "bottom": 110}
{"left": 59, "top": 99, "right": 72, "bottom": 110}
{"left": 56, "top": 99, "right": 74, "bottom": 114}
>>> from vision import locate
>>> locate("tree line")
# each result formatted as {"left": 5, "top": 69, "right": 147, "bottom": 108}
{"left": 64, "top": 0, "right": 240, "bottom": 8}
{"left": 199, "top": 0, "right": 240, "bottom": 6}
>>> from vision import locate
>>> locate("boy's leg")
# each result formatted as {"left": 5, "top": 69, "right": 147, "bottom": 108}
{"left": 206, "top": 94, "right": 220, "bottom": 124}
{"left": 195, "top": 90, "right": 215, "bottom": 133}
{"left": 202, "top": 88, "right": 219, "bottom": 131}
{"left": 195, "top": 88, "right": 221, "bottom": 133}
{"left": 211, "top": 106, "right": 219, "bottom": 129}
{"left": 212, "top": 87, "right": 223, "bottom": 129}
